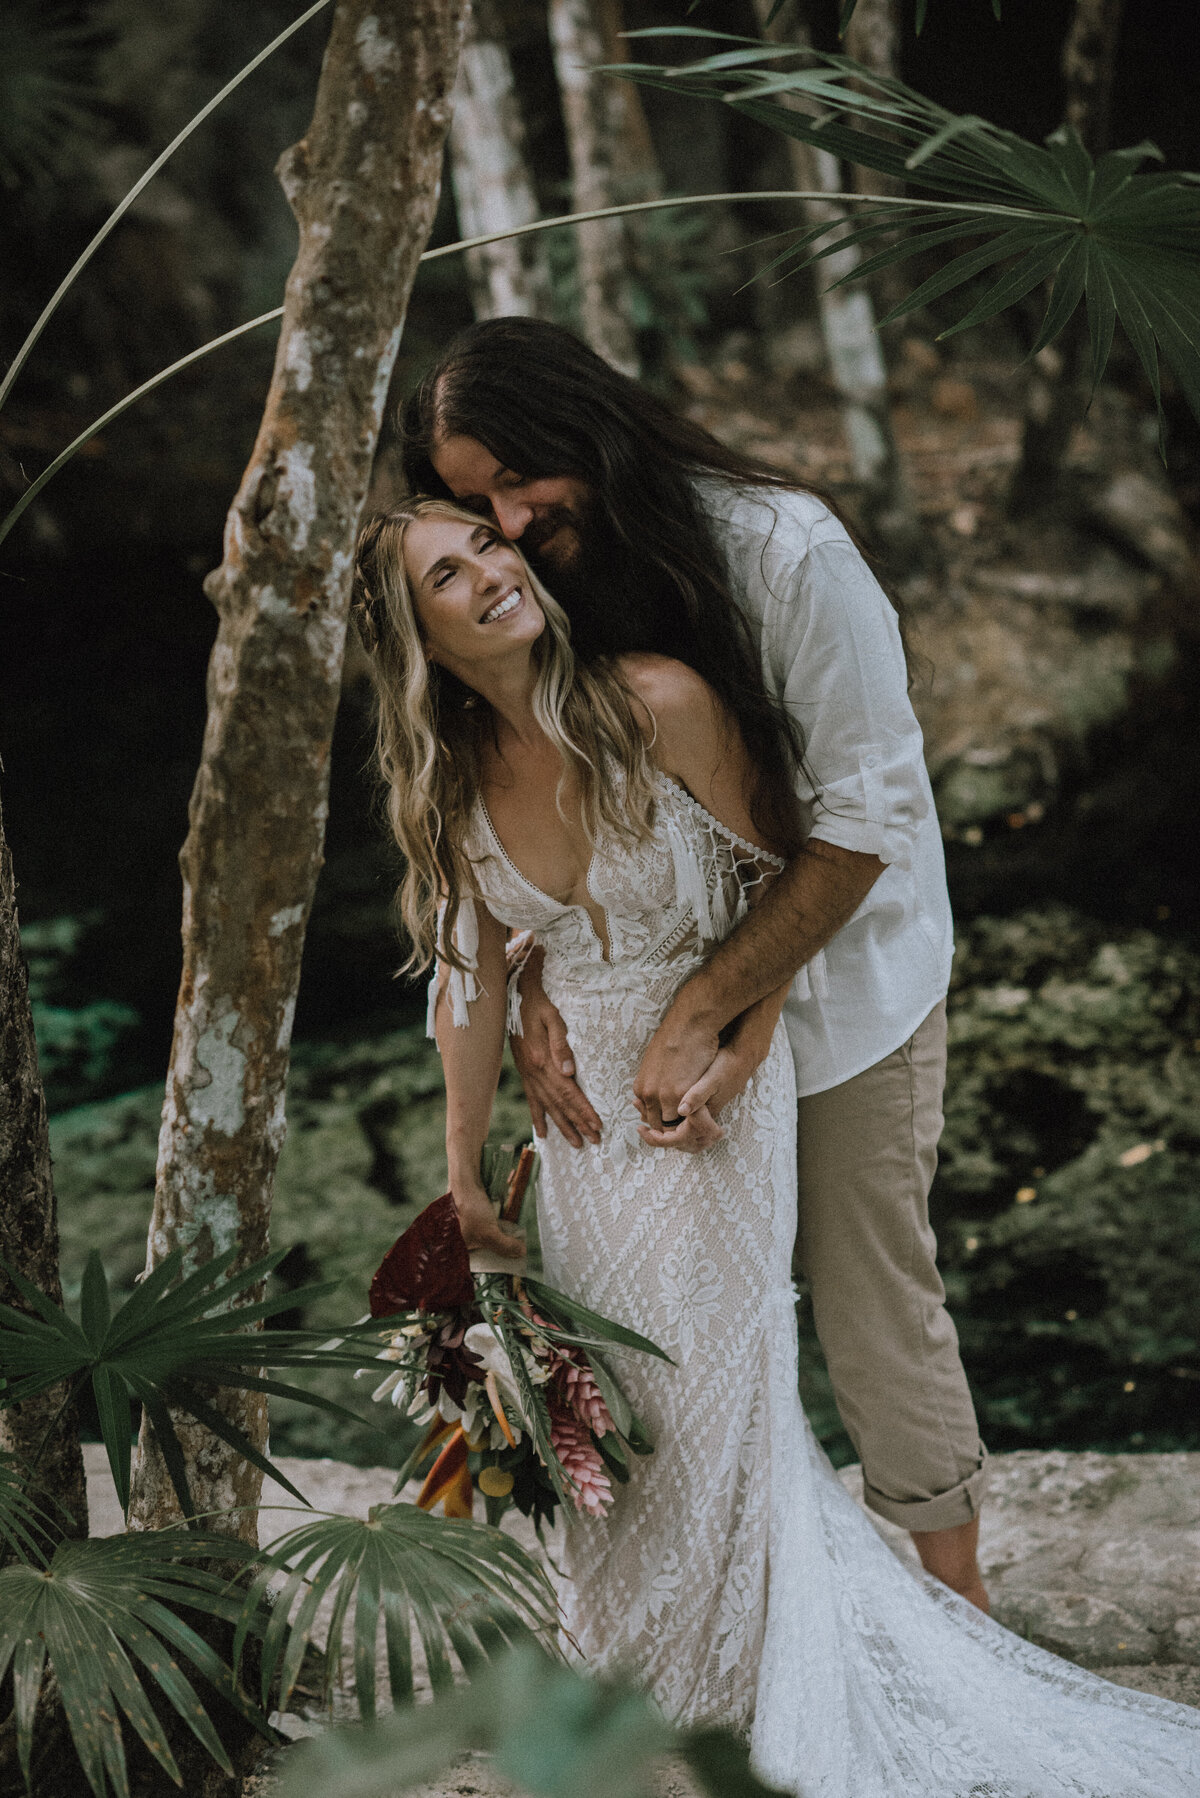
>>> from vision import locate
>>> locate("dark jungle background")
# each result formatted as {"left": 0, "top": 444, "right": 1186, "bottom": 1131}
{"left": 2, "top": 0, "right": 1198, "bottom": 1468}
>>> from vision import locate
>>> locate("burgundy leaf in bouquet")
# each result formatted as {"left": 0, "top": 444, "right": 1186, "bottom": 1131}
{"left": 369, "top": 1192, "right": 474, "bottom": 1317}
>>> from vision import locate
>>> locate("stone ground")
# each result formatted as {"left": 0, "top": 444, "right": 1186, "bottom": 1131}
{"left": 84, "top": 1445, "right": 1200, "bottom": 1793}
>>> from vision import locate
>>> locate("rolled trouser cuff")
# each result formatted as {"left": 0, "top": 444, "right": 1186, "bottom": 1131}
{"left": 862, "top": 1447, "right": 990, "bottom": 1534}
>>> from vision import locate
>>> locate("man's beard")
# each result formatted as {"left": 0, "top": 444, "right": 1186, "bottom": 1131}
{"left": 524, "top": 503, "right": 674, "bottom": 663}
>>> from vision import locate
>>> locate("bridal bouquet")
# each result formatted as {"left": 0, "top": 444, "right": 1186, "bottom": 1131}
{"left": 367, "top": 1145, "right": 669, "bottom": 1529}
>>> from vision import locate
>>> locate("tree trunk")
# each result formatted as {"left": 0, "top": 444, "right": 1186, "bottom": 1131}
{"left": 126, "top": 0, "right": 468, "bottom": 1544}
{"left": 449, "top": 0, "right": 552, "bottom": 320}
{"left": 0, "top": 776, "right": 88, "bottom": 1552}
{"left": 1008, "top": 0, "right": 1125, "bottom": 516}
{"left": 842, "top": 0, "right": 900, "bottom": 87}
{"left": 548, "top": 0, "right": 662, "bottom": 375}
{"left": 1062, "top": 0, "right": 1125, "bottom": 155}
{"left": 842, "top": 0, "right": 908, "bottom": 325}
{"left": 754, "top": 0, "right": 921, "bottom": 557}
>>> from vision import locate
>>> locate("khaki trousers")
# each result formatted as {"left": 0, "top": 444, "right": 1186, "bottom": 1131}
{"left": 794, "top": 998, "right": 988, "bottom": 1532}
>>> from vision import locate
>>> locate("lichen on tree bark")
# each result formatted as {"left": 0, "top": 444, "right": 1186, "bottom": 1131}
{"left": 128, "top": 0, "right": 470, "bottom": 1538}
{"left": 0, "top": 778, "right": 89, "bottom": 1550}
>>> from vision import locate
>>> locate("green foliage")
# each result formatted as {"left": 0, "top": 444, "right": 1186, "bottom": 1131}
{"left": 627, "top": 206, "right": 725, "bottom": 366}
{"left": 0, "top": 0, "right": 334, "bottom": 418}
{"left": 541, "top": 193, "right": 721, "bottom": 368}
{"left": 0, "top": 1449, "right": 56, "bottom": 1567}
{"left": 796, "top": 907, "right": 1200, "bottom": 1464}
{"left": 618, "top": 33, "right": 1200, "bottom": 443}
{"left": 0, "top": 1244, "right": 384, "bottom": 1522}
{"left": 0, "top": 1, "right": 106, "bottom": 192}
{"left": 936, "top": 909, "right": 1200, "bottom": 1450}
{"left": 278, "top": 1642, "right": 787, "bottom": 1798}
{"left": 20, "top": 916, "right": 139, "bottom": 1111}
{"left": 48, "top": 1025, "right": 535, "bottom": 1464}
{"left": 0, "top": 1527, "right": 271, "bottom": 1798}
{"left": 236, "top": 1502, "right": 558, "bottom": 1721}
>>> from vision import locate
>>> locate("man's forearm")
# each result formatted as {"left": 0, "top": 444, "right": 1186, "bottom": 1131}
{"left": 675, "top": 839, "right": 885, "bottom": 1034}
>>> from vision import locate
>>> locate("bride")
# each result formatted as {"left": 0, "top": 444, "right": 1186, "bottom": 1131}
{"left": 351, "top": 496, "right": 1200, "bottom": 1797}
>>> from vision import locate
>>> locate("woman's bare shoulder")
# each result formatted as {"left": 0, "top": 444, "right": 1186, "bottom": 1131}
{"left": 615, "top": 654, "right": 728, "bottom": 777}
{"left": 616, "top": 653, "right": 718, "bottom": 720}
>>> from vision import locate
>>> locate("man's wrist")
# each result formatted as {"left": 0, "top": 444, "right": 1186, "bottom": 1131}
{"left": 667, "top": 972, "right": 728, "bottom": 1042}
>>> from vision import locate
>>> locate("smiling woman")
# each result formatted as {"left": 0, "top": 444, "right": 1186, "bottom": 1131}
{"left": 406, "top": 514, "right": 545, "bottom": 669}
{"left": 350, "top": 498, "right": 658, "bottom": 989}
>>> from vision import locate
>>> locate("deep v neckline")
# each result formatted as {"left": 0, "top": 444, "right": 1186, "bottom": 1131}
{"left": 476, "top": 794, "right": 612, "bottom": 960}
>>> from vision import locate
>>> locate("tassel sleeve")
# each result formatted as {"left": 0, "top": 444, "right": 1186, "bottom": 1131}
{"left": 425, "top": 896, "right": 483, "bottom": 1036}
{"left": 503, "top": 930, "right": 536, "bottom": 1038}
{"left": 665, "top": 812, "right": 715, "bottom": 942}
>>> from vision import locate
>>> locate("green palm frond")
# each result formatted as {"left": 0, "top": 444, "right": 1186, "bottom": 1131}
{"left": 0, "top": 1247, "right": 385, "bottom": 1524}
{"left": 235, "top": 1502, "right": 558, "bottom": 1722}
{"left": 617, "top": 32, "right": 1200, "bottom": 434}
{"left": 276, "top": 1642, "right": 786, "bottom": 1798}
{"left": 0, "top": 1448, "right": 56, "bottom": 1567}
{"left": 0, "top": 1527, "right": 270, "bottom": 1798}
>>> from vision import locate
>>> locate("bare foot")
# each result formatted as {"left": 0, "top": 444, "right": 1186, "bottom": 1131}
{"left": 911, "top": 1516, "right": 990, "bottom": 1614}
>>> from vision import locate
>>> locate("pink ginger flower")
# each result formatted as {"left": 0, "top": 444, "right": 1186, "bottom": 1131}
{"left": 552, "top": 1353, "right": 614, "bottom": 1438}
{"left": 549, "top": 1407, "right": 613, "bottom": 1517}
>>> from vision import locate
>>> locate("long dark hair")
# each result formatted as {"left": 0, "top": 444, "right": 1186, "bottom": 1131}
{"left": 400, "top": 318, "right": 818, "bottom": 851}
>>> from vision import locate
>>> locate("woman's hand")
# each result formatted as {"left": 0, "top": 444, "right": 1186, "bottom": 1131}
{"left": 451, "top": 1182, "right": 526, "bottom": 1259}
{"left": 635, "top": 1100, "right": 726, "bottom": 1153}
{"left": 509, "top": 948, "right": 602, "bottom": 1148}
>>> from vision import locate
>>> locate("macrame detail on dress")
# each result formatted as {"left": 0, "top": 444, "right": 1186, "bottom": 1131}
{"left": 438, "top": 773, "right": 1200, "bottom": 1795}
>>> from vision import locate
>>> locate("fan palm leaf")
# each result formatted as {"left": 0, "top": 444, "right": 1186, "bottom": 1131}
{"left": 8, "top": 33, "right": 1198, "bottom": 540}
{"left": 0, "top": 1246, "right": 387, "bottom": 1524}
{"left": 233, "top": 1502, "right": 558, "bottom": 1721}
{"left": 0, "top": 1447, "right": 56, "bottom": 1566}
{"left": 616, "top": 31, "right": 1200, "bottom": 431}
{"left": 0, "top": 1527, "right": 270, "bottom": 1798}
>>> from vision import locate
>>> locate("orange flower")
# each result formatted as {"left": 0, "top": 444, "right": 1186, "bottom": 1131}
{"left": 416, "top": 1424, "right": 473, "bottom": 1517}
{"left": 485, "top": 1369, "right": 517, "bottom": 1448}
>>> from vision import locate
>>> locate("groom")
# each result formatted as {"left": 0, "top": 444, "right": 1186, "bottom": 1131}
{"left": 401, "top": 317, "right": 989, "bottom": 1611}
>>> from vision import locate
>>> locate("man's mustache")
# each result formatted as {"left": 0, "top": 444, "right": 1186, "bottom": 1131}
{"left": 519, "top": 505, "right": 585, "bottom": 555}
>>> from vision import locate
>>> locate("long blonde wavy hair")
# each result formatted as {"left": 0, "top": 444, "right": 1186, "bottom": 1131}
{"left": 352, "top": 498, "right": 657, "bottom": 975}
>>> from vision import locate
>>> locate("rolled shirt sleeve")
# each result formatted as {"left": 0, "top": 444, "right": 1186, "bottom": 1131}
{"left": 706, "top": 480, "right": 954, "bottom": 1095}
{"left": 772, "top": 539, "right": 929, "bottom": 871}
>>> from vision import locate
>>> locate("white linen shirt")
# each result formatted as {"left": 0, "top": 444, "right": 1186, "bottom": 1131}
{"left": 703, "top": 479, "right": 954, "bottom": 1097}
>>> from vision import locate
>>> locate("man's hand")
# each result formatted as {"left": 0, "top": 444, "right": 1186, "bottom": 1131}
{"left": 633, "top": 984, "right": 787, "bottom": 1150}
{"left": 509, "top": 948, "right": 602, "bottom": 1148}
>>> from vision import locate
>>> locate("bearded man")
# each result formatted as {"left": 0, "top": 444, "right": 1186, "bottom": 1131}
{"left": 400, "top": 316, "right": 989, "bottom": 1611}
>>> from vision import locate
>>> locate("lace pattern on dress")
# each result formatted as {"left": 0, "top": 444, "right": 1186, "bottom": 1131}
{"left": 429, "top": 763, "right": 1200, "bottom": 1795}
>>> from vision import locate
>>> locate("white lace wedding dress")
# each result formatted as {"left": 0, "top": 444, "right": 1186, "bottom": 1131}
{"left": 451, "top": 773, "right": 1200, "bottom": 1796}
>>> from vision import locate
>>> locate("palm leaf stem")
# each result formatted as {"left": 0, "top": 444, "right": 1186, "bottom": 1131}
{"left": 0, "top": 189, "right": 1058, "bottom": 551}
{"left": 0, "top": 0, "right": 334, "bottom": 416}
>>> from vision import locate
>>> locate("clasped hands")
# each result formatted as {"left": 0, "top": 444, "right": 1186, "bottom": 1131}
{"left": 509, "top": 945, "right": 759, "bottom": 1155}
